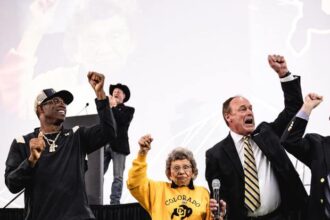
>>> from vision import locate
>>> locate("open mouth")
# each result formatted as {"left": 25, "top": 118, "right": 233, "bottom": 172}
{"left": 57, "top": 108, "right": 66, "bottom": 115}
{"left": 244, "top": 118, "right": 254, "bottom": 125}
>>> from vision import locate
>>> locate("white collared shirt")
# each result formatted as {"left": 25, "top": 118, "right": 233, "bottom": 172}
{"left": 230, "top": 131, "right": 281, "bottom": 217}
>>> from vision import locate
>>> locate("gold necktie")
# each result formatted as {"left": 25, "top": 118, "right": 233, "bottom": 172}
{"left": 243, "top": 136, "right": 260, "bottom": 212}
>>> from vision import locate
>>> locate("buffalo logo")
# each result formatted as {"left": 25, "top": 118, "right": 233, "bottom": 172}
{"left": 171, "top": 204, "right": 193, "bottom": 219}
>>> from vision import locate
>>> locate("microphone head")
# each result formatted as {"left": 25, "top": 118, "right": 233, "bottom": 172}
{"left": 86, "top": 103, "right": 89, "bottom": 106}
{"left": 212, "top": 179, "right": 220, "bottom": 190}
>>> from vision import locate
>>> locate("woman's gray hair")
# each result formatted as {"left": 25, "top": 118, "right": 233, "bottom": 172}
{"left": 165, "top": 147, "right": 198, "bottom": 180}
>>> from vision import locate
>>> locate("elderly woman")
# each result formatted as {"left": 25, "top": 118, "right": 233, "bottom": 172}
{"left": 127, "top": 134, "right": 226, "bottom": 220}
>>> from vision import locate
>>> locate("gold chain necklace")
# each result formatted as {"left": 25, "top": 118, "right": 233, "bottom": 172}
{"left": 43, "top": 131, "right": 61, "bottom": 152}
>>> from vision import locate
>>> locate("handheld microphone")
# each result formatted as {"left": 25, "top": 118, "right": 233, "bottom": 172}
{"left": 212, "top": 179, "right": 221, "bottom": 220}
{"left": 76, "top": 103, "right": 89, "bottom": 115}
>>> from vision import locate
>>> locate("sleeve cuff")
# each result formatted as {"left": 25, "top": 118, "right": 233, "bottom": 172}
{"left": 21, "top": 159, "right": 35, "bottom": 172}
{"left": 280, "top": 72, "right": 295, "bottom": 82}
{"left": 137, "top": 153, "right": 147, "bottom": 162}
{"left": 296, "top": 110, "right": 309, "bottom": 121}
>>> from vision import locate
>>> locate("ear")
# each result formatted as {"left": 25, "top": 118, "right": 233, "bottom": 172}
{"left": 224, "top": 113, "right": 231, "bottom": 123}
{"left": 37, "top": 105, "right": 45, "bottom": 116}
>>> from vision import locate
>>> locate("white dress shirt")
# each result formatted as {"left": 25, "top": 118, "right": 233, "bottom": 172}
{"left": 230, "top": 131, "right": 281, "bottom": 217}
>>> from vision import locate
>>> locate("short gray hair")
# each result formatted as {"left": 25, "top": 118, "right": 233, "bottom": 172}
{"left": 165, "top": 147, "right": 198, "bottom": 180}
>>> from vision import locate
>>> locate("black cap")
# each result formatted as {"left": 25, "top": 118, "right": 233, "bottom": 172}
{"left": 34, "top": 88, "right": 74, "bottom": 113}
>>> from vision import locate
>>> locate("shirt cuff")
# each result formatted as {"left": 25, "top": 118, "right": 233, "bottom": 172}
{"left": 296, "top": 110, "right": 309, "bottom": 121}
{"left": 280, "top": 72, "right": 295, "bottom": 82}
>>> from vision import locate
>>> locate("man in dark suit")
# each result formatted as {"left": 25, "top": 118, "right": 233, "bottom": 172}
{"left": 104, "top": 83, "right": 135, "bottom": 204}
{"left": 281, "top": 93, "right": 330, "bottom": 220}
{"left": 205, "top": 54, "right": 308, "bottom": 220}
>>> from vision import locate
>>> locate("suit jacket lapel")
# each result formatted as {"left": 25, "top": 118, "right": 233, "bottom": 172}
{"left": 251, "top": 131, "right": 272, "bottom": 160}
{"left": 223, "top": 133, "right": 244, "bottom": 180}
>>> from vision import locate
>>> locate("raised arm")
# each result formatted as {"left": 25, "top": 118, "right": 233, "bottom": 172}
{"left": 267, "top": 54, "right": 304, "bottom": 137}
{"left": 79, "top": 72, "right": 117, "bottom": 154}
{"left": 127, "top": 134, "right": 155, "bottom": 212}
{"left": 281, "top": 93, "right": 323, "bottom": 166}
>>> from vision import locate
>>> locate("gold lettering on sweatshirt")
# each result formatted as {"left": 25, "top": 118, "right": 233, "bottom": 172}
{"left": 165, "top": 195, "right": 200, "bottom": 207}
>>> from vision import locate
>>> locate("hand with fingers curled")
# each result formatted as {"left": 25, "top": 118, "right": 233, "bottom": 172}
{"left": 301, "top": 93, "right": 323, "bottom": 115}
{"left": 109, "top": 95, "right": 118, "bottom": 108}
{"left": 210, "top": 198, "right": 227, "bottom": 220}
{"left": 87, "top": 71, "right": 106, "bottom": 100}
{"left": 138, "top": 134, "right": 153, "bottom": 155}
{"left": 268, "top": 54, "right": 289, "bottom": 77}
{"left": 28, "top": 131, "right": 46, "bottom": 167}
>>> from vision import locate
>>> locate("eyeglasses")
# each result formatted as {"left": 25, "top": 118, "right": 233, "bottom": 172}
{"left": 42, "top": 97, "right": 65, "bottom": 106}
{"left": 171, "top": 165, "right": 192, "bottom": 173}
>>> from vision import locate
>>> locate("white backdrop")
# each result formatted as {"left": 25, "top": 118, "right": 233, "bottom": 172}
{"left": 0, "top": 0, "right": 330, "bottom": 207}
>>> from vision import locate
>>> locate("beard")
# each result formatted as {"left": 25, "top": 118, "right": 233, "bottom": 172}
{"left": 54, "top": 118, "right": 65, "bottom": 126}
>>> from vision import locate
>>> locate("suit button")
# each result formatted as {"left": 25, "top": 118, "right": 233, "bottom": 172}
{"left": 321, "top": 199, "right": 324, "bottom": 204}
{"left": 321, "top": 178, "right": 325, "bottom": 183}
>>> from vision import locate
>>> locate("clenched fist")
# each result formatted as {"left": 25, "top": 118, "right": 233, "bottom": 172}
{"left": 138, "top": 134, "right": 153, "bottom": 155}
{"left": 87, "top": 71, "right": 106, "bottom": 100}
{"left": 28, "top": 131, "right": 46, "bottom": 167}
{"left": 268, "top": 54, "right": 289, "bottom": 77}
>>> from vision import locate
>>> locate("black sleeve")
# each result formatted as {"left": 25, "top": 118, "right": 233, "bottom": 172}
{"left": 281, "top": 116, "right": 316, "bottom": 167}
{"left": 80, "top": 97, "right": 117, "bottom": 154}
{"left": 270, "top": 76, "right": 303, "bottom": 137}
{"left": 5, "top": 138, "right": 35, "bottom": 193}
{"left": 205, "top": 149, "right": 219, "bottom": 197}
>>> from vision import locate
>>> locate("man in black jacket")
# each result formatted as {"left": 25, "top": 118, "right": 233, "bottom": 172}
{"left": 104, "top": 83, "right": 135, "bottom": 204}
{"left": 5, "top": 72, "right": 117, "bottom": 220}
{"left": 281, "top": 93, "right": 329, "bottom": 220}
{"left": 205, "top": 55, "right": 308, "bottom": 219}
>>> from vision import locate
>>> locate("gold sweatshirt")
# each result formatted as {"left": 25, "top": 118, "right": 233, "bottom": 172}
{"left": 127, "top": 154, "right": 211, "bottom": 220}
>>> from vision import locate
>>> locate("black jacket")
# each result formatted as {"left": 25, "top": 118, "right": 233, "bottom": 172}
{"left": 110, "top": 103, "right": 134, "bottom": 155}
{"left": 205, "top": 76, "right": 307, "bottom": 220}
{"left": 5, "top": 98, "right": 116, "bottom": 220}
{"left": 281, "top": 116, "right": 330, "bottom": 220}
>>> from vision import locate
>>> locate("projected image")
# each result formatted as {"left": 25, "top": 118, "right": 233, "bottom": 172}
{"left": 288, "top": 0, "right": 330, "bottom": 55}
{"left": 0, "top": 0, "right": 136, "bottom": 119}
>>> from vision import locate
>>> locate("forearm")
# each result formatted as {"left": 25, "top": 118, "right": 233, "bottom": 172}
{"left": 281, "top": 117, "right": 311, "bottom": 166}
{"left": 96, "top": 97, "right": 117, "bottom": 141}
{"left": 18, "top": 0, "right": 60, "bottom": 56}
{"left": 95, "top": 90, "right": 107, "bottom": 100}
{"left": 82, "top": 98, "right": 116, "bottom": 154}
{"left": 281, "top": 75, "right": 303, "bottom": 114}
{"left": 5, "top": 159, "right": 34, "bottom": 193}
{"left": 127, "top": 154, "right": 153, "bottom": 211}
{"left": 271, "top": 76, "right": 303, "bottom": 136}
{"left": 127, "top": 154, "right": 148, "bottom": 189}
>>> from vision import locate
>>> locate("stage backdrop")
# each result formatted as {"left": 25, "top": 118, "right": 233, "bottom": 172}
{"left": 1, "top": 0, "right": 330, "bottom": 207}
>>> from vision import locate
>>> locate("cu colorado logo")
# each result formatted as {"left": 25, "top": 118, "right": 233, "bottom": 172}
{"left": 171, "top": 204, "right": 193, "bottom": 219}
